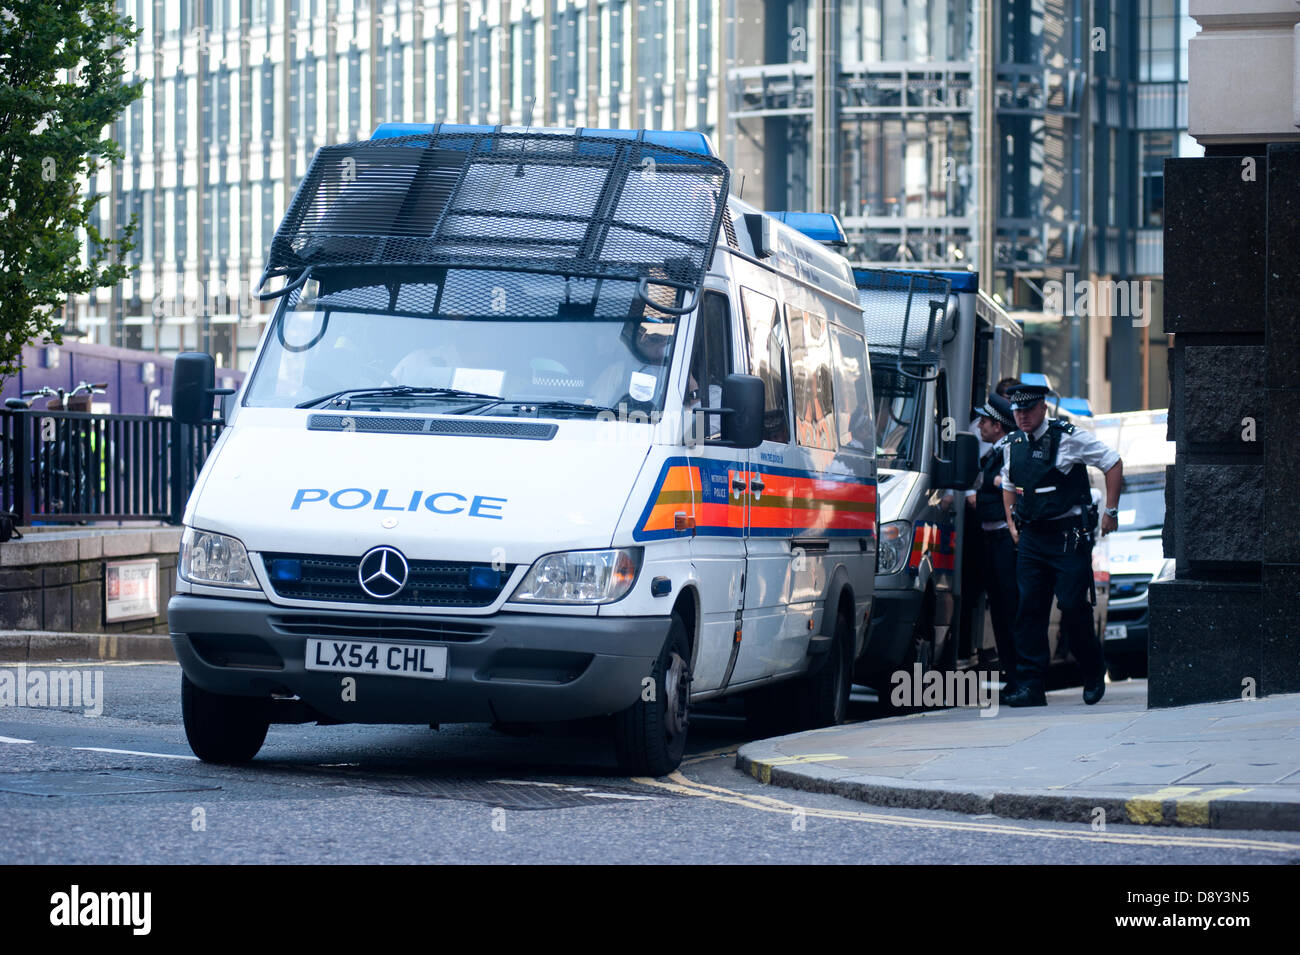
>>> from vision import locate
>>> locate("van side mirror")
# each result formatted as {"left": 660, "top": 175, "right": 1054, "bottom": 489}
{"left": 172, "top": 352, "right": 216, "bottom": 425}
{"left": 933, "top": 431, "right": 979, "bottom": 491}
{"left": 719, "top": 374, "right": 764, "bottom": 449}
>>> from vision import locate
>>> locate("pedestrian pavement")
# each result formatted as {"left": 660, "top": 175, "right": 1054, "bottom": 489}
{"left": 736, "top": 680, "right": 1300, "bottom": 831}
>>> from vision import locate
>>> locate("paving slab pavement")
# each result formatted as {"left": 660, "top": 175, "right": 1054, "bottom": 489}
{"left": 736, "top": 680, "right": 1300, "bottom": 831}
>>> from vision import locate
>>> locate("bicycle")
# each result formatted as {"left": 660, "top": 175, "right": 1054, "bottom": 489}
{"left": 7, "top": 382, "right": 109, "bottom": 518}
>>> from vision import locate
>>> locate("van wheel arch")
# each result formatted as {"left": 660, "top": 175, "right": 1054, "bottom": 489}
{"left": 813, "top": 567, "right": 856, "bottom": 669}
{"left": 671, "top": 586, "right": 700, "bottom": 670}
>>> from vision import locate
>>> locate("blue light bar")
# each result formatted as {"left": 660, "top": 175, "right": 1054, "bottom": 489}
{"left": 1057, "top": 397, "right": 1094, "bottom": 418}
{"left": 766, "top": 212, "right": 848, "bottom": 246}
{"left": 370, "top": 123, "right": 716, "bottom": 157}
{"left": 859, "top": 268, "right": 979, "bottom": 293}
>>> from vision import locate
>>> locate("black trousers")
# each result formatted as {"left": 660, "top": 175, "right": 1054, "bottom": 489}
{"left": 980, "top": 527, "right": 1019, "bottom": 680}
{"left": 959, "top": 521, "right": 985, "bottom": 661}
{"left": 1013, "top": 523, "right": 1103, "bottom": 690}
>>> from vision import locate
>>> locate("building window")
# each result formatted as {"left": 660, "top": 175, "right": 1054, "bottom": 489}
{"left": 1141, "top": 0, "right": 1179, "bottom": 82}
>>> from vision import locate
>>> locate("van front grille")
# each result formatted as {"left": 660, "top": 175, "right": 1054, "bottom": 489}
{"left": 262, "top": 552, "right": 513, "bottom": 608}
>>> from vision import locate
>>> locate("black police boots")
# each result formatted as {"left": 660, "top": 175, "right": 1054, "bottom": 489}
{"left": 1003, "top": 684, "right": 1046, "bottom": 707}
{"left": 1083, "top": 674, "right": 1106, "bottom": 705}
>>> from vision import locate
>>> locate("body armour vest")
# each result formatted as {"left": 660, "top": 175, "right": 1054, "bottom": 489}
{"left": 976, "top": 441, "right": 1008, "bottom": 522}
{"left": 1008, "top": 419, "right": 1091, "bottom": 523}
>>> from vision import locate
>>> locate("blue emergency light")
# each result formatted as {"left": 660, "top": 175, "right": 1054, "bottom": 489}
{"left": 370, "top": 123, "right": 716, "bottom": 158}
{"left": 468, "top": 566, "right": 502, "bottom": 590}
{"left": 269, "top": 558, "right": 302, "bottom": 582}
{"left": 1057, "top": 397, "right": 1094, "bottom": 418}
{"left": 766, "top": 212, "right": 848, "bottom": 246}
{"left": 857, "top": 268, "right": 979, "bottom": 293}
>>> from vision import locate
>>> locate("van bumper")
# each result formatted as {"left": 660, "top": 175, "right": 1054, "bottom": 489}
{"left": 168, "top": 595, "right": 669, "bottom": 724}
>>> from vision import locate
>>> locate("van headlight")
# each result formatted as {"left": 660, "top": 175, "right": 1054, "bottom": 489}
{"left": 1153, "top": 558, "right": 1175, "bottom": 583}
{"left": 511, "top": 548, "right": 642, "bottom": 604}
{"left": 877, "top": 520, "right": 912, "bottom": 575}
{"left": 180, "top": 527, "right": 260, "bottom": 590}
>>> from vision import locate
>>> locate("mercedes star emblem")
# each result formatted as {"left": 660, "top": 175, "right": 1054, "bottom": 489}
{"left": 357, "top": 546, "right": 409, "bottom": 599}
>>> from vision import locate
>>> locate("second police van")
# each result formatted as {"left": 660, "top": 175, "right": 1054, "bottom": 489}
{"left": 851, "top": 269, "right": 1022, "bottom": 692}
{"left": 166, "top": 124, "right": 876, "bottom": 776}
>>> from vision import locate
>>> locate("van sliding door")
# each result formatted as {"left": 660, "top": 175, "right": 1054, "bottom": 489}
{"left": 683, "top": 292, "right": 748, "bottom": 692}
{"left": 725, "top": 287, "right": 795, "bottom": 686}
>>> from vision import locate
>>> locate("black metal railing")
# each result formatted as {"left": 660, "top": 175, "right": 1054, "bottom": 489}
{"left": 0, "top": 409, "right": 221, "bottom": 525}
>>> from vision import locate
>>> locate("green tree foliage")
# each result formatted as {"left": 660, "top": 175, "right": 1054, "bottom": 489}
{"left": 0, "top": 1, "right": 142, "bottom": 380}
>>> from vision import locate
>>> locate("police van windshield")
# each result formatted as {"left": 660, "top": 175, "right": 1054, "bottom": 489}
{"left": 870, "top": 360, "right": 923, "bottom": 470}
{"left": 1118, "top": 481, "right": 1166, "bottom": 531}
{"left": 244, "top": 267, "right": 684, "bottom": 414}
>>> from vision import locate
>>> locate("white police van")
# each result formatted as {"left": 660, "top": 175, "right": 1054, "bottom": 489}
{"left": 168, "top": 125, "right": 876, "bottom": 776}
{"left": 852, "top": 269, "right": 1021, "bottom": 691}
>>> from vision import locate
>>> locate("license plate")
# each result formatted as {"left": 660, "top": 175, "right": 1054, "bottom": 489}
{"left": 305, "top": 639, "right": 447, "bottom": 680}
{"left": 1104, "top": 624, "right": 1128, "bottom": 641}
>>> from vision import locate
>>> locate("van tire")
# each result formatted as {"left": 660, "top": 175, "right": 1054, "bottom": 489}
{"left": 612, "top": 614, "right": 691, "bottom": 777}
{"left": 181, "top": 674, "right": 270, "bottom": 764}
{"left": 789, "top": 610, "right": 852, "bottom": 730}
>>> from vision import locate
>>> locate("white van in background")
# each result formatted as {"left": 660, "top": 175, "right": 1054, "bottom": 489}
{"left": 166, "top": 125, "right": 876, "bottom": 776}
{"left": 1084, "top": 409, "right": 1174, "bottom": 680}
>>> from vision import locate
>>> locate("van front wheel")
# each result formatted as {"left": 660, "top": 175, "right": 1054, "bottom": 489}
{"left": 181, "top": 674, "right": 270, "bottom": 764}
{"left": 612, "top": 614, "right": 691, "bottom": 777}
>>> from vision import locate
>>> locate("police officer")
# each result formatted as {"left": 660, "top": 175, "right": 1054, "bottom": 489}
{"left": 967, "top": 393, "right": 1019, "bottom": 693}
{"left": 1000, "top": 383, "right": 1123, "bottom": 707}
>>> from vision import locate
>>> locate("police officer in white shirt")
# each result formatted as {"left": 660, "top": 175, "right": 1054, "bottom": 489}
{"left": 999, "top": 383, "right": 1123, "bottom": 707}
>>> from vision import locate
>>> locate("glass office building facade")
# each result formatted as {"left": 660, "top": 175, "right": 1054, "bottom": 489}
{"left": 77, "top": 0, "right": 1193, "bottom": 409}
{"left": 727, "top": 0, "right": 1196, "bottom": 411}
{"left": 84, "top": 0, "right": 723, "bottom": 371}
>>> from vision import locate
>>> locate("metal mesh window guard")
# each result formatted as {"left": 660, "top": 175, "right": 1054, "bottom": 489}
{"left": 261, "top": 130, "right": 730, "bottom": 292}
{"left": 855, "top": 268, "right": 953, "bottom": 362}
{"left": 291, "top": 268, "right": 686, "bottom": 322}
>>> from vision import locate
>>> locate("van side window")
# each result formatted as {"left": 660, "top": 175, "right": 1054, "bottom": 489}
{"left": 687, "top": 292, "right": 733, "bottom": 440}
{"left": 740, "top": 286, "right": 791, "bottom": 444}
{"left": 787, "top": 307, "right": 838, "bottom": 452}
{"left": 829, "top": 325, "right": 873, "bottom": 453}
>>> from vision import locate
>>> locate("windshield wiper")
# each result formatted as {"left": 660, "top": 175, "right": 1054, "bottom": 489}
{"left": 295, "top": 386, "right": 503, "bottom": 409}
{"left": 485, "top": 399, "right": 620, "bottom": 416}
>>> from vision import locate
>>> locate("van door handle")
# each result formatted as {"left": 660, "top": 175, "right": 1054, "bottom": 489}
{"left": 750, "top": 478, "right": 766, "bottom": 493}
{"left": 731, "top": 478, "right": 747, "bottom": 493}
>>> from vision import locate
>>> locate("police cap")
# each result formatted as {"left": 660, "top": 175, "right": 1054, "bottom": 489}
{"left": 1008, "top": 383, "right": 1051, "bottom": 410}
{"left": 974, "top": 392, "right": 1016, "bottom": 429}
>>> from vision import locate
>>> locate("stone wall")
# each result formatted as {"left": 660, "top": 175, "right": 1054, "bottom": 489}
{"left": 0, "top": 529, "right": 182, "bottom": 635}
{"left": 1152, "top": 143, "right": 1300, "bottom": 705}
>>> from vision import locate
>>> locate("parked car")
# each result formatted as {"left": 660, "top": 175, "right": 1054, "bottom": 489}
{"left": 1076, "top": 410, "right": 1173, "bottom": 681}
